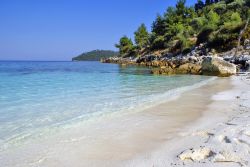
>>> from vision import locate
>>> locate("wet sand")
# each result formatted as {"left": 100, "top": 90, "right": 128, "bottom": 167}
{"left": 0, "top": 77, "right": 235, "bottom": 167}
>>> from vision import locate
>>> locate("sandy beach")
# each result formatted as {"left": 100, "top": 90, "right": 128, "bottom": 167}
{"left": 1, "top": 74, "right": 249, "bottom": 167}
{"left": 123, "top": 74, "right": 250, "bottom": 167}
{"left": 1, "top": 0, "right": 250, "bottom": 166}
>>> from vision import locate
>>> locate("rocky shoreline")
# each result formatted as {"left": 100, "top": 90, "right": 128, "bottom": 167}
{"left": 101, "top": 42, "right": 250, "bottom": 77}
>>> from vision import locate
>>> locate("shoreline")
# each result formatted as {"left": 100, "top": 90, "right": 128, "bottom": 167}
{"left": 122, "top": 75, "right": 250, "bottom": 167}
{"left": 0, "top": 74, "right": 249, "bottom": 167}
{"left": 1, "top": 75, "right": 241, "bottom": 167}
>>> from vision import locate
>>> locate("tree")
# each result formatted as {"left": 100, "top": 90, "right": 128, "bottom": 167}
{"left": 151, "top": 14, "right": 166, "bottom": 50}
{"left": 235, "top": 10, "right": 250, "bottom": 56}
{"left": 195, "top": 0, "right": 205, "bottom": 13}
{"left": 115, "top": 36, "right": 135, "bottom": 57}
{"left": 134, "top": 24, "right": 150, "bottom": 50}
{"left": 192, "top": 16, "right": 207, "bottom": 31}
{"left": 224, "top": 12, "right": 242, "bottom": 29}
{"left": 205, "top": 0, "right": 212, "bottom": 5}
{"left": 176, "top": 0, "right": 187, "bottom": 18}
{"left": 150, "top": 34, "right": 165, "bottom": 50}
{"left": 206, "top": 10, "right": 220, "bottom": 26}
{"left": 152, "top": 14, "right": 165, "bottom": 36}
{"left": 164, "top": 1, "right": 192, "bottom": 38}
{"left": 115, "top": 0, "right": 250, "bottom": 56}
{"left": 246, "top": 0, "right": 250, "bottom": 7}
{"left": 213, "top": 1, "right": 227, "bottom": 15}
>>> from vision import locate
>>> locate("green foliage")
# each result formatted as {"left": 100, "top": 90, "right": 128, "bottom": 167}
{"left": 134, "top": 24, "right": 150, "bottom": 50}
{"left": 72, "top": 50, "right": 119, "bottom": 61}
{"left": 192, "top": 16, "right": 206, "bottom": 30}
{"left": 197, "top": 24, "right": 217, "bottom": 44}
{"left": 152, "top": 14, "right": 165, "bottom": 36}
{"left": 116, "top": 0, "right": 250, "bottom": 55}
{"left": 213, "top": 1, "right": 227, "bottom": 15}
{"left": 227, "top": 0, "right": 245, "bottom": 10}
{"left": 224, "top": 12, "right": 242, "bottom": 28}
{"left": 196, "top": 10, "right": 220, "bottom": 44}
{"left": 195, "top": 0, "right": 205, "bottom": 13}
{"left": 150, "top": 34, "right": 165, "bottom": 50}
{"left": 176, "top": 34, "right": 189, "bottom": 52}
{"left": 206, "top": 10, "right": 220, "bottom": 26}
{"left": 115, "top": 36, "right": 136, "bottom": 57}
{"left": 208, "top": 24, "right": 243, "bottom": 51}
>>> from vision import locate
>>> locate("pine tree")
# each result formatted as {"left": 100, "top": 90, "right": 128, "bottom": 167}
{"left": 134, "top": 24, "right": 150, "bottom": 50}
{"left": 115, "top": 36, "right": 135, "bottom": 57}
{"left": 195, "top": 0, "right": 205, "bottom": 12}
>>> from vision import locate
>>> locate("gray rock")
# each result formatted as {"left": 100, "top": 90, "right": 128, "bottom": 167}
{"left": 245, "top": 60, "right": 250, "bottom": 71}
{"left": 243, "top": 52, "right": 249, "bottom": 56}
{"left": 202, "top": 57, "right": 237, "bottom": 77}
{"left": 244, "top": 39, "right": 250, "bottom": 50}
{"left": 223, "top": 55, "right": 234, "bottom": 62}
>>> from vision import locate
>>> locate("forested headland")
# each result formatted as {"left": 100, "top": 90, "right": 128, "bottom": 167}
{"left": 72, "top": 50, "right": 119, "bottom": 61}
{"left": 115, "top": 0, "right": 250, "bottom": 57}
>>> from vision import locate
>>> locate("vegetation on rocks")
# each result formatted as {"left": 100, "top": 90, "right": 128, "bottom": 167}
{"left": 115, "top": 0, "right": 250, "bottom": 57}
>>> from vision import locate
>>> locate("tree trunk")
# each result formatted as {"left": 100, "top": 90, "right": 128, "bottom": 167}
{"left": 235, "top": 18, "right": 249, "bottom": 57}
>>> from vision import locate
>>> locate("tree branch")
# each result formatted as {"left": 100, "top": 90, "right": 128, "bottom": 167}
{"left": 235, "top": 18, "right": 249, "bottom": 57}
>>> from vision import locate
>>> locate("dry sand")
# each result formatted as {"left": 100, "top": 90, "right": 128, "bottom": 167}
{"left": 123, "top": 74, "right": 250, "bottom": 167}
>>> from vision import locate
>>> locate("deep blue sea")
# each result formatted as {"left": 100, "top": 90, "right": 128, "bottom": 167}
{"left": 0, "top": 61, "right": 213, "bottom": 151}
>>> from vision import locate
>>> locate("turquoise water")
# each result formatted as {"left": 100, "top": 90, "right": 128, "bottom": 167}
{"left": 0, "top": 61, "right": 213, "bottom": 150}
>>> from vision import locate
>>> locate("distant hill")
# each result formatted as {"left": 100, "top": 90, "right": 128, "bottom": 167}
{"left": 72, "top": 50, "right": 119, "bottom": 61}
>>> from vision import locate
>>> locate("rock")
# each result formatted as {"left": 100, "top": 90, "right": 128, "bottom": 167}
{"left": 176, "top": 63, "right": 202, "bottom": 75}
{"left": 213, "top": 151, "right": 244, "bottom": 165}
{"left": 140, "top": 62, "right": 146, "bottom": 65}
{"left": 234, "top": 54, "right": 250, "bottom": 70}
{"left": 217, "top": 135, "right": 231, "bottom": 143}
{"left": 151, "top": 66, "right": 174, "bottom": 75}
{"left": 211, "top": 49, "right": 216, "bottom": 54}
{"left": 151, "top": 68, "right": 160, "bottom": 75}
{"left": 247, "top": 60, "right": 250, "bottom": 70}
{"left": 160, "top": 66, "right": 167, "bottom": 69}
{"left": 151, "top": 60, "right": 160, "bottom": 67}
{"left": 136, "top": 55, "right": 157, "bottom": 63}
{"left": 245, "top": 45, "right": 250, "bottom": 50}
{"left": 177, "top": 63, "right": 191, "bottom": 74}
{"left": 223, "top": 55, "right": 234, "bottom": 62}
{"left": 238, "top": 45, "right": 244, "bottom": 51}
{"left": 242, "top": 55, "right": 250, "bottom": 61}
{"left": 192, "top": 131, "right": 214, "bottom": 138}
{"left": 179, "top": 148, "right": 214, "bottom": 161}
{"left": 188, "top": 56, "right": 198, "bottom": 63}
{"left": 191, "top": 64, "right": 202, "bottom": 74}
{"left": 243, "top": 52, "right": 249, "bottom": 56}
{"left": 168, "top": 61, "right": 177, "bottom": 69}
{"left": 244, "top": 39, "right": 250, "bottom": 50}
{"left": 202, "top": 57, "right": 237, "bottom": 77}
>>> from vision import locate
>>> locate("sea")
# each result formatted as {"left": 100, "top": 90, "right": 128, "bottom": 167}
{"left": 0, "top": 61, "right": 214, "bottom": 152}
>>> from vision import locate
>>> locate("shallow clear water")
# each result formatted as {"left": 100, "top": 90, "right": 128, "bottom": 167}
{"left": 0, "top": 61, "right": 213, "bottom": 150}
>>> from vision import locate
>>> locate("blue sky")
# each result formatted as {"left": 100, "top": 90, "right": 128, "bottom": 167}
{"left": 0, "top": 0, "right": 197, "bottom": 61}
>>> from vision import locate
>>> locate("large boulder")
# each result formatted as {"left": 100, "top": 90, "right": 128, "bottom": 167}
{"left": 202, "top": 57, "right": 237, "bottom": 77}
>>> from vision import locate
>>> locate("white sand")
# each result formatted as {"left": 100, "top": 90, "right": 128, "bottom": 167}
{"left": 1, "top": 75, "right": 249, "bottom": 167}
{"left": 123, "top": 75, "right": 250, "bottom": 167}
